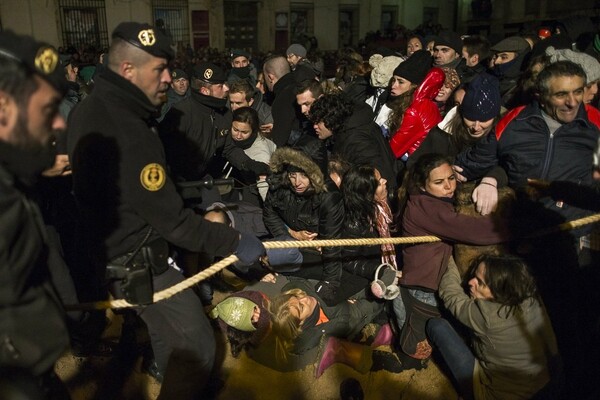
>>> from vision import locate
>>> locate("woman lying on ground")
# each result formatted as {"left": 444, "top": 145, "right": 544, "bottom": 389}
{"left": 210, "top": 275, "right": 399, "bottom": 376}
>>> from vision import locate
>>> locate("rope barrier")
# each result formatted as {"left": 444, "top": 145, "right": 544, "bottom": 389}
{"left": 64, "top": 213, "right": 600, "bottom": 311}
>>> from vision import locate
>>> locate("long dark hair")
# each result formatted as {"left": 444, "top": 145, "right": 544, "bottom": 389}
{"left": 387, "top": 86, "right": 416, "bottom": 135}
{"left": 396, "top": 153, "right": 453, "bottom": 226}
{"left": 467, "top": 253, "right": 538, "bottom": 317}
{"left": 342, "top": 165, "right": 378, "bottom": 229}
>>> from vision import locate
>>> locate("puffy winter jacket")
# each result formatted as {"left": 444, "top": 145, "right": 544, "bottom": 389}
{"left": 389, "top": 67, "right": 444, "bottom": 158}
{"left": 263, "top": 147, "right": 344, "bottom": 286}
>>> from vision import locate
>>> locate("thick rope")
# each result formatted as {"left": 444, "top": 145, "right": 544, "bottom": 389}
{"left": 65, "top": 213, "right": 600, "bottom": 311}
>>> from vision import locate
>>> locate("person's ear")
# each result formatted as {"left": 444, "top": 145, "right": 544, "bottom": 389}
{"left": 0, "top": 92, "right": 17, "bottom": 140}
{"left": 248, "top": 97, "right": 254, "bottom": 106}
{"left": 120, "top": 61, "right": 135, "bottom": 81}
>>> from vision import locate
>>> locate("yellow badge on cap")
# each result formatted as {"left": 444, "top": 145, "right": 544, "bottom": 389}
{"left": 140, "top": 163, "right": 165, "bottom": 191}
{"left": 204, "top": 68, "right": 213, "bottom": 80}
{"left": 138, "top": 29, "right": 156, "bottom": 47}
{"left": 34, "top": 47, "right": 59, "bottom": 74}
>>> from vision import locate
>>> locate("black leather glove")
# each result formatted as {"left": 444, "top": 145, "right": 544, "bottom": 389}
{"left": 234, "top": 233, "right": 266, "bottom": 266}
{"left": 244, "top": 159, "right": 270, "bottom": 176}
{"left": 315, "top": 280, "right": 338, "bottom": 306}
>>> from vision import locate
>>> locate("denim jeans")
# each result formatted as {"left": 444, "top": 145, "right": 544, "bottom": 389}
{"left": 392, "top": 288, "right": 438, "bottom": 327}
{"left": 265, "top": 235, "right": 303, "bottom": 272}
{"left": 426, "top": 318, "right": 475, "bottom": 400}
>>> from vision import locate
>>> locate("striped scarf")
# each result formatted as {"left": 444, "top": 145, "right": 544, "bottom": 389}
{"left": 375, "top": 200, "right": 397, "bottom": 269}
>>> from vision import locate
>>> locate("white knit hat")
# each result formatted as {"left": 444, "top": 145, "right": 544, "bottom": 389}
{"left": 369, "top": 54, "right": 403, "bottom": 88}
{"left": 546, "top": 46, "right": 600, "bottom": 83}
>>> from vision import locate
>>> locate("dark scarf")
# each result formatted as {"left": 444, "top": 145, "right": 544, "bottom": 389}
{"left": 233, "top": 130, "right": 258, "bottom": 150}
{"left": 231, "top": 66, "right": 251, "bottom": 79}
{"left": 0, "top": 140, "right": 55, "bottom": 189}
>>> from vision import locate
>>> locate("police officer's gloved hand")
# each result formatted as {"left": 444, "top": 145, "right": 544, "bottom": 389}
{"left": 315, "top": 280, "right": 337, "bottom": 306}
{"left": 234, "top": 233, "right": 266, "bottom": 266}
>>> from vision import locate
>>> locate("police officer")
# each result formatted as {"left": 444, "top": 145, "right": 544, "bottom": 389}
{"left": 156, "top": 68, "right": 190, "bottom": 122}
{"left": 67, "top": 22, "right": 265, "bottom": 398}
{"left": 159, "top": 61, "right": 231, "bottom": 189}
{"left": 0, "top": 31, "right": 70, "bottom": 397}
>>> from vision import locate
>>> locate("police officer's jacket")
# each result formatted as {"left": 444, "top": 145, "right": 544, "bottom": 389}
{"left": 67, "top": 69, "right": 240, "bottom": 262}
{"left": 159, "top": 90, "right": 231, "bottom": 181}
{"left": 0, "top": 142, "right": 69, "bottom": 375}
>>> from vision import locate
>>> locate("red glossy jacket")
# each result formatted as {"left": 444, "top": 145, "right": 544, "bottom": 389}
{"left": 389, "top": 67, "right": 445, "bottom": 158}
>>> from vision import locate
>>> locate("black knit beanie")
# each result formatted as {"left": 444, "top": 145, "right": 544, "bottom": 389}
{"left": 392, "top": 50, "right": 432, "bottom": 85}
{"left": 460, "top": 73, "right": 501, "bottom": 122}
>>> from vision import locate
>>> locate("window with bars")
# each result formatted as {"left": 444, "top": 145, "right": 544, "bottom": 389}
{"left": 152, "top": 0, "right": 190, "bottom": 47}
{"left": 58, "top": 0, "right": 108, "bottom": 49}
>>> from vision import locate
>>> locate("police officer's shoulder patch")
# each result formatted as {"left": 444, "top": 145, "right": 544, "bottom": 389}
{"left": 140, "top": 163, "right": 166, "bottom": 191}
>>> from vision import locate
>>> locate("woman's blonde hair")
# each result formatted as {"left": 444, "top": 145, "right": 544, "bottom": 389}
{"left": 268, "top": 288, "right": 307, "bottom": 361}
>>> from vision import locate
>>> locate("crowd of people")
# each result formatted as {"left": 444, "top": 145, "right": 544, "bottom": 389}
{"left": 2, "top": 15, "right": 600, "bottom": 400}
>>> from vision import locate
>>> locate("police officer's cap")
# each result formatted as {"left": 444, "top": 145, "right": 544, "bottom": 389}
{"left": 192, "top": 62, "right": 227, "bottom": 84}
{"left": 171, "top": 68, "right": 188, "bottom": 81}
{"left": 0, "top": 30, "right": 67, "bottom": 95}
{"left": 112, "top": 22, "right": 174, "bottom": 61}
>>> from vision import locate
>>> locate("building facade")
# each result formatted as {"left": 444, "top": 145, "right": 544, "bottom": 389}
{"left": 0, "top": 0, "right": 597, "bottom": 53}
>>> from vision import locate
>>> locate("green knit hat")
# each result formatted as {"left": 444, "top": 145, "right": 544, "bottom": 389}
{"left": 209, "top": 296, "right": 257, "bottom": 332}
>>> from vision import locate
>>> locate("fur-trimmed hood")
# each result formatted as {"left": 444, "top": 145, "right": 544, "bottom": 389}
{"left": 269, "top": 147, "right": 326, "bottom": 193}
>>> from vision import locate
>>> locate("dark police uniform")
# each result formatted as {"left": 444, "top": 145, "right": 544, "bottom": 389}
{"left": 67, "top": 22, "right": 263, "bottom": 397}
{"left": 0, "top": 31, "right": 70, "bottom": 394}
{"left": 159, "top": 62, "right": 232, "bottom": 186}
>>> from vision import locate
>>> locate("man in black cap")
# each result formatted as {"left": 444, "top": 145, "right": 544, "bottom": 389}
{"left": 489, "top": 36, "right": 531, "bottom": 106}
{"left": 433, "top": 30, "right": 463, "bottom": 69}
{"left": 0, "top": 30, "right": 70, "bottom": 396}
{"left": 227, "top": 48, "right": 257, "bottom": 86}
{"left": 160, "top": 62, "right": 231, "bottom": 188}
{"left": 156, "top": 68, "right": 190, "bottom": 122}
{"left": 67, "top": 22, "right": 265, "bottom": 398}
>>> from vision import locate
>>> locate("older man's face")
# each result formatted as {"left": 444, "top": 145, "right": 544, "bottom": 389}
{"left": 540, "top": 75, "right": 584, "bottom": 124}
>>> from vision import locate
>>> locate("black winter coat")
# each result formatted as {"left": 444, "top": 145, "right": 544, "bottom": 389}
{"left": 0, "top": 143, "right": 69, "bottom": 376}
{"left": 341, "top": 219, "right": 382, "bottom": 281}
{"left": 67, "top": 69, "right": 240, "bottom": 262}
{"left": 334, "top": 102, "right": 398, "bottom": 191}
{"left": 159, "top": 90, "right": 231, "bottom": 181}
{"left": 270, "top": 73, "right": 302, "bottom": 147}
{"left": 263, "top": 147, "right": 344, "bottom": 286}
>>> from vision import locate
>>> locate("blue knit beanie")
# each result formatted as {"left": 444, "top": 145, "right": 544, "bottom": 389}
{"left": 460, "top": 73, "right": 501, "bottom": 121}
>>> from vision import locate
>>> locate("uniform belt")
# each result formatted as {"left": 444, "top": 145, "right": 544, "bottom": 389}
{"left": 110, "top": 238, "right": 170, "bottom": 276}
